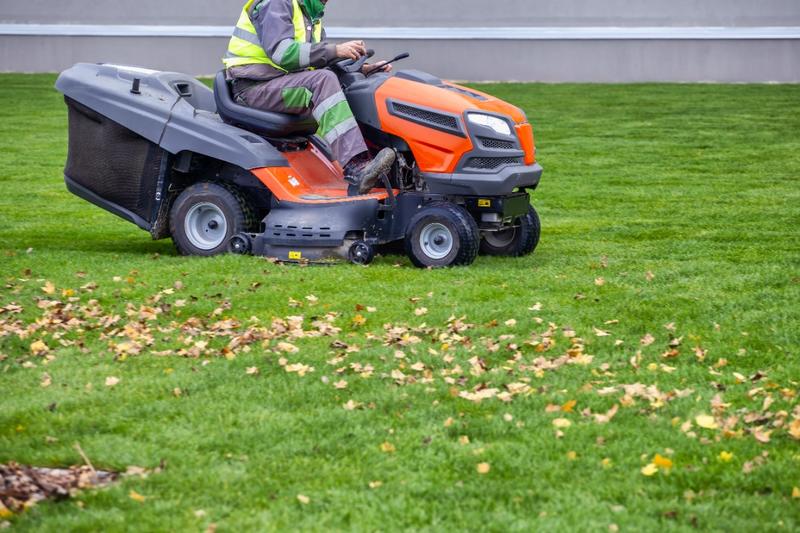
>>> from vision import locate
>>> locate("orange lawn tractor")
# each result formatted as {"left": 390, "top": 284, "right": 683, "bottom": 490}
{"left": 55, "top": 51, "right": 542, "bottom": 267}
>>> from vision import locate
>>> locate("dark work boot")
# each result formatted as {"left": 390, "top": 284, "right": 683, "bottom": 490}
{"left": 344, "top": 148, "right": 396, "bottom": 195}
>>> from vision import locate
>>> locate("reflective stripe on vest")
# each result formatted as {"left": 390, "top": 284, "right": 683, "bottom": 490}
{"left": 222, "top": 0, "right": 323, "bottom": 71}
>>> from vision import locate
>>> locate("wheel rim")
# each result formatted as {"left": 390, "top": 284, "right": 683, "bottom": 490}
{"left": 184, "top": 202, "right": 228, "bottom": 250}
{"left": 484, "top": 227, "right": 517, "bottom": 248}
{"left": 419, "top": 222, "right": 454, "bottom": 260}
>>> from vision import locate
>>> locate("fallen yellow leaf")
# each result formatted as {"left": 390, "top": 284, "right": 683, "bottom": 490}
{"left": 792, "top": 487, "right": 800, "bottom": 499}
{"left": 0, "top": 501, "right": 12, "bottom": 518}
{"left": 788, "top": 419, "right": 800, "bottom": 441}
{"left": 368, "top": 481, "right": 383, "bottom": 489}
{"left": 561, "top": 400, "right": 577, "bottom": 413}
{"left": 380, "top": 441, "right": 396, "bottom": 453}
{"left": 552, "top": 418, "right": 572, "bottom": 429}
{"left": 42, "top": 281, "right": 56, "bottom": 295}
{"left": 566, "top": 451, "right": 578, "bottom": 461}
{"left": 459, "top": 435, "right": 470, "bottom": 445}
{"left": 30, "top": 340, "right": 49, "bottom": 356}
{"left": 296, "top": 494, "right": 310, "bottom": 505}
{"left": 695, "top": 414, "right": 718, "bottom": 430}
{"left": 105, "top": 376, "right": 120, "bottom": 387}
{"left": 129, "top": 490, "right": 146, "bottom": 503}
{"left": 653, "top": 454, "right": 673, "bottom": 470}
{"left": 718, "top": 451, "right": 734, "bottom": 463}
{"left": 476, "top": 462, "right": 491, "bottom": 474}
{"left": 641, "top": 463, "right": 658, "bottom": 477}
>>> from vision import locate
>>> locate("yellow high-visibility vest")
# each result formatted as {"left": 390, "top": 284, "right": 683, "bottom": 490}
{"left": 223, "top": 0, "right": 323, "bottom": 71}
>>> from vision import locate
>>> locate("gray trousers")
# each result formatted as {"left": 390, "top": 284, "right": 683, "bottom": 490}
{"left": 234, "top": 69, "right": 367, "bottom": 167}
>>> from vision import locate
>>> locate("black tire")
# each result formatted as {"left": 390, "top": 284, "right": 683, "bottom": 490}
{"left": 169, "top": 182, "right": 255, "bottom": 256}
{"left": 404, "top": 202, "right": 479, "bottom": 268}
{"left": 480, "top": 205, "right": 541, "bottom": 257}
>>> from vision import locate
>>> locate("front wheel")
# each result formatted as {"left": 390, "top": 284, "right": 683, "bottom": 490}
{"left": 480, "top": 205, "right": 541, "bottom": 257}
{"left": 169, "top": 182, "right": 254, "bottom": 256}
{"left": 405, "top": 202, "right": 479, "bottom": 268}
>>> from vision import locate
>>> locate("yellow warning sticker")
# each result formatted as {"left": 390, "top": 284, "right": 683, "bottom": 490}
{"left": 478, "top": 199, "right": 492, "bottom": 208}
{"left": 288, "top": 251, "right": 303, "bottom": 260}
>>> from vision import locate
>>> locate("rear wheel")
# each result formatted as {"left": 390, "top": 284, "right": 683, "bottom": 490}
{"left": 169, "top": 182, "right": 254, "bottom": 256}
{"left": 480, "top": 205, "right": 540, "bottom": 257}
{"left": 405, "top": 202, "right": 479, "bottom": 268}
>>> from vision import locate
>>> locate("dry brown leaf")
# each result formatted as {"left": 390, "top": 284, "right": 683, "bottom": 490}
{"left": 594, "top": 277, "right": 606, "bottom": 286}
{"left": 40, "top": 373, "right": 52, "bottom": 388}
{"left": 333, "top": 380, "right": 348, "bottom": 390}
{"left": 245, "top": 367, "right": 259, "bottom": 376}
{"left": 640, "top": 334, "right": 655, "bottom": 347}
{"left": 414, "top": 307, "right": 428, "bottom": 316}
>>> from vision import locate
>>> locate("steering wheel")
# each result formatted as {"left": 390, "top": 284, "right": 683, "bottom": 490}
{"left": 332, "top": 49, "right": 374, "bottom": 74}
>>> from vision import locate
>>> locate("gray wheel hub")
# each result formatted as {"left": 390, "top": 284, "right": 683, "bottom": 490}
{"left": 419, "top": 222, "right": 454, "bottom": 260}
{"left": 185, "top": 202, "right": 228, "bottom": 250}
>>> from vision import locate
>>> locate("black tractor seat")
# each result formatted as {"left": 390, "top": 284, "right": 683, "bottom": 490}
{"left": 213, "top": 71, "right": 318, "bottom": 138}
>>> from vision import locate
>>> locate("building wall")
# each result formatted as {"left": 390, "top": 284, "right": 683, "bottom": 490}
{"left": 1, "top": 0, "right": 798, "bottom": 81}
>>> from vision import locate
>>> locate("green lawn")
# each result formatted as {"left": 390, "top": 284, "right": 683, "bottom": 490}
{"left": 1, "top": 74, "right": 799, "bottom": 532}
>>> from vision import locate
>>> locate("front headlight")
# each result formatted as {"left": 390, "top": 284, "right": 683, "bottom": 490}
{"left": 467, "top": 113, "right": 512, "bottom": 136}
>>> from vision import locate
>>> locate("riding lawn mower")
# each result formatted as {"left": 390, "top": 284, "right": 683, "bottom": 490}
{"left": 55, "top": 51, "right": 543, "bottom": 267}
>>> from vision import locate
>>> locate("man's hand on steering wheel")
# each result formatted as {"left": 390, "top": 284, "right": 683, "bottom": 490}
{"left": 335, "top": 40, "right": 367, "bottom": 60}
{"left": 362, "top": 61, "right": 393, "bottom": 75}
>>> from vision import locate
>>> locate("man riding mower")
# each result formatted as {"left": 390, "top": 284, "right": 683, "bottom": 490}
{"left": 54, "top": 0, "right": 544, "bottom": 267}
{"left": 225, "top": 0, "right": 397, "bottom": 195}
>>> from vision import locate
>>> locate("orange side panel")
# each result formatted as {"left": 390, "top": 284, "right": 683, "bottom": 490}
{"left": 251, "top": 144, "right": 390, "bottom": 204}
{"left": 515, "top": 123, "right": 536, "bottom": 165}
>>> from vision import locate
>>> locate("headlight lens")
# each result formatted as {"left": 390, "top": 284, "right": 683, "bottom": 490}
{"left": 467, "top": 113, "right": 512, "bottom": 136}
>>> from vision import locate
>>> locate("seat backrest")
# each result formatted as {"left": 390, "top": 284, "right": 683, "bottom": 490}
{"left": 213, "top": 71, "right": 318, "bottom": 138}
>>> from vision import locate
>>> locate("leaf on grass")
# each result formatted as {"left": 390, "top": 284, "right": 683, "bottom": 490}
{"left": 379, "top": 442, "right": 396, "bottom": 453}
{"left": 561, "top": 400, "right": 577, "bottom": 413}
{"left": 105, "top": 376, "right": 120, "bottom": 388}
{"left": 593, "top": 328, "right": 611, "bottom": 337}
{"left": 276, "top": 341, "right": 299, "bottom": 354}
{"left": 653, "top": 454, "right": 673, "bottom": 470}
{"left": 459, "top": 435, "right": 470, "bottom": 445}
{"left": 594, "top": 277, "right": 605, "bottom": 286}
{"left": 753, "top": 428, "right": 771, "bottom": 444}
{"left": 40, "top": 373, "right": 52, "bottom": 388}
{"left": 793, "top": 487, "right": 800, "bottom": 499}
{"left": 41, "top": 281, "right": 56, "bottom": 295}
{"left": 640, "top": 334, "right": 655, "bottom": 347}
{"left": 333, "top": 380, "right": 348, "bottom": 390}
{"left": 414, "top": 307, "right": 428, "bottom": 316}
{"left": 788, "top": 419, "right": 800, "bottom": 441}
{"left": 343, "top": 399, "right": 362, "bottom": 411}
{"left": 352, "top": 314, "right": 367, "bottom": 327}
{"left": 129, "top": 490, "right": 146, "bottom": 503}
{"left": 641, "top": 463, "right": 658, "bottom": 477}
{"left": 695, "top": 414, "right": 718, "bottom": 430}
{"left": 30, "top": 340, "right": 50, "bottom": 356}
{"left": 476, "top": 462, "right": 490, "bottom": 474}
{"left": 552, "top": 418, "right": 572, "bottom": 429}
{"left": 368, "top": 481, "right": 383, "bottom": 489}
{"left": 504, "top": 319, "right": 517, "bottom": 327}
{"left": 296, "top": 494, "right": 310, "bottom": 505}
{"left": 246, "top": 367, "right": 259, "bottom": 376}
{"left": 718, "top": 451, "right": 734, "bottom": 463}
